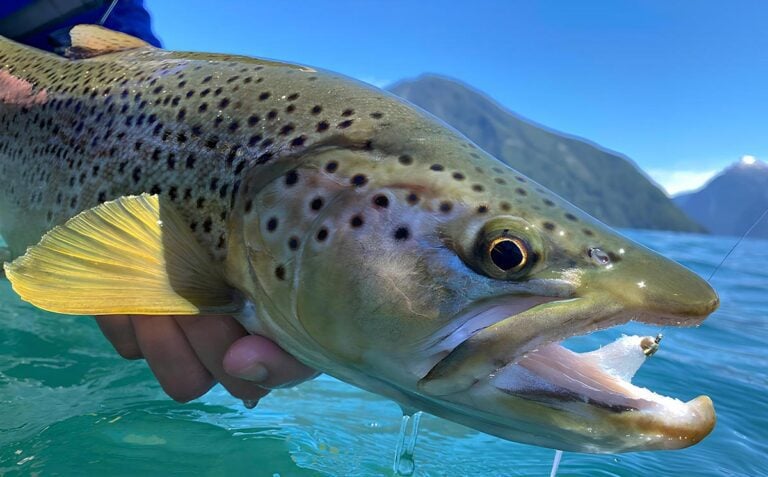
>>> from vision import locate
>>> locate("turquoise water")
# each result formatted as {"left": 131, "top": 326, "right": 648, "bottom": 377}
{"left": 1, "top": 230, "right": 766, "bottom": 476}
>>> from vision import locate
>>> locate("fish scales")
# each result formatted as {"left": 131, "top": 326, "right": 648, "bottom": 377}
{"left": 0, "top": 34, "right": 456, "bottom": 261}
{"left": 0, "top": 27, "right": 720, "bottom": 454}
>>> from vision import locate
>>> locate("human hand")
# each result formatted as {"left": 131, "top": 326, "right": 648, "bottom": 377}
{"left": 95, "top": 314, "right": 317, "bottom": 406}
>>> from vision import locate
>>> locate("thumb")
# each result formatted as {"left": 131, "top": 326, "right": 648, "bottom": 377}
{"left": 223, "top": 335, "right": 318, "bottom": 389}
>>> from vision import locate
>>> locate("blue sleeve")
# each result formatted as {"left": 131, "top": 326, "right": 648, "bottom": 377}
{"left": 5, "top": 0, "right": 162, "bottom": 51}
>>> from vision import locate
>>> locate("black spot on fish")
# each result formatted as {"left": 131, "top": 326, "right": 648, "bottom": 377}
{"left": 394, "top": 227, "right": 410, "bottom": 240}
{"left": 439, "top": 201, "right": 453, "bottom": 213}
{"left": 350, "top": 215, "right": 364, "bottom": 228}
{"left": 398, "top": 154, "right": 413, "bottom": 165}
{"left": 132, "top": 166, "right": 141, "bottom": 183}
{"left": 275, "top": 266, "right": 286, "bottom": 281}
{"left": 316, "top": 227, "right": 328, "bottom": 242}
{"left": 325, "top": 161, "right": 338, "bottom": 173}
{"left": 267, "top": 217, "right": 278, "bottom": 232}
{"left": 285, "top": 170, "right": 299, "bottom": 186}
{"left": 373, "top": 195, "right": 389, "bottom": 208}
{"left": 430, "top": 164, "right": 444, "bottom": 171}
{"left": 350, "top": 174, "right": 367, "bottom": 187}
{"left": 205, "top": 136, "right": 219, "bottom": 149}
{"left": 280, "top": 124, "right": 295, "bottom": 136}
{"left": 310, "top": 197, "right": 324, "bottom": 211}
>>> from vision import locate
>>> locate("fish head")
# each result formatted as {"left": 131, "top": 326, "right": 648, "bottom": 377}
{"left": 235, "top": 124, "right": 718, "bottom": 454}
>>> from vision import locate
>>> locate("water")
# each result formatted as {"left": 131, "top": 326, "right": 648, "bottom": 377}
{"left": 1, "top": 230, "right": 766, "bottom": 476}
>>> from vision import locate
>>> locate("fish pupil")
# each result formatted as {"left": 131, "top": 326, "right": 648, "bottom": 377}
{"left": 490, "top": 240, "right": 524, "bottom": 271}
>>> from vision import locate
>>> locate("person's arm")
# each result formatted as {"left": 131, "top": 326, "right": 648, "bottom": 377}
{"left": 97, "top": 315, "right": 317, "bottom": 405}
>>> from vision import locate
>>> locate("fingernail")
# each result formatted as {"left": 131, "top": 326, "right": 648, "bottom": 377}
{"left": 242, "top": 399, "right": 259, "bottom": 409}
{"left": 232, "top": 362, "right": 269, "bottom": 382}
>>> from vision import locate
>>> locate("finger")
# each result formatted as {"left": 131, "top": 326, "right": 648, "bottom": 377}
{"left": 131, "top": 315, "right": 214, "bottom": 402}
{"left": 223, "top": 335, "right": 318, "bottom": 389}
{"left": 174, "top": 315, "right": 270, "bottom": 402}
{"left": 95, "top": 315, "right": 142, "bottom": 359}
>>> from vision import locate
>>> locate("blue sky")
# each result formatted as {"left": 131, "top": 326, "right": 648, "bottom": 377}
{"left": 145, "top": 1, "right": 766, "bottom": 195}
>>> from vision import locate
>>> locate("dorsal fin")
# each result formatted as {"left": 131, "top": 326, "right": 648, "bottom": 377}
{"left": 67, "top": 24, "right": 151, "bottom": 59}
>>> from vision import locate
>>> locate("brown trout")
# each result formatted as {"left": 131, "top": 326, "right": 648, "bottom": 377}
{"left": 0, "top": 26, "right": 719, "bottom": 453}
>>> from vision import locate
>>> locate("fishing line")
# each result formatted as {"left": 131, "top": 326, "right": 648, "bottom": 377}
{"left": 551, "top": 208, "right": 768, "bottom": 477}
{"left": 707, "top": 206, "right": 768, "bottom": 282}
{"left": 98, "top": 0, "right": 119, "bottom": 25}
{"left": 654, "top": 206, "right": 768, "bottom": 339}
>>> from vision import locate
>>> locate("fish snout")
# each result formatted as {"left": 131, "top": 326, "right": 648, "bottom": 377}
{"left": 592, "top": 252, "right": 719, "bottom": 325}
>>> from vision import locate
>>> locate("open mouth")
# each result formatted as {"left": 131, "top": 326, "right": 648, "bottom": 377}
{"left": 415, "top": 296, "right": 715, "bottom": 448}
{"left": 493, "top": 333, "right": 692, "bottom": 413}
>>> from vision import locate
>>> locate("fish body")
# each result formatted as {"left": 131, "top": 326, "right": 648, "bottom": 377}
{"left": 0, "top": 26, "right": 719, "bottom": 453}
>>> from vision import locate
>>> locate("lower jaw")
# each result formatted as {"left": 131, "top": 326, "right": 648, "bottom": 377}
{"left": 472, "top": 334, "right": 716, "bottom": 452}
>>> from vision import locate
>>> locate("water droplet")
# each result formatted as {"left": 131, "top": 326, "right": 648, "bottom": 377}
{"left": 392, "top": 410, "right": 422, "bottom": 476}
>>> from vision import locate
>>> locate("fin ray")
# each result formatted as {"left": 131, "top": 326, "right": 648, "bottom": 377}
{"left": 4, "top": 194, "right": 240, "bottom": 315}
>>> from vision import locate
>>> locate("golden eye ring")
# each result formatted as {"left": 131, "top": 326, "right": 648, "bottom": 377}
{"left": 487, "top": 236, "right": 529, "bottom": 272}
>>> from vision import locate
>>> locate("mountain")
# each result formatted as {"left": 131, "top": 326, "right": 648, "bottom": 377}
{"left": 674, "top": 157, "right": 768, "bottom": 238}
{"left": 387, "top": 74, "right": 703, "bottom": 232}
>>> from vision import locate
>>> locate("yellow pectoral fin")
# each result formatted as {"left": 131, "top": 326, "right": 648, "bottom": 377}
{"left": 67, "top": 24, "right": 152, "bottom": 59}
{"left": 4, "top": 194, "right": 241, "bottom": 315}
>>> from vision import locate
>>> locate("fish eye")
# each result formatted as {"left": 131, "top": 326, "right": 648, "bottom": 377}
{"left": 456, "top": 216, "right": 540, "bottom": 280}
{"left": 488, "top": 237, "right": 528, "bottom": 272}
